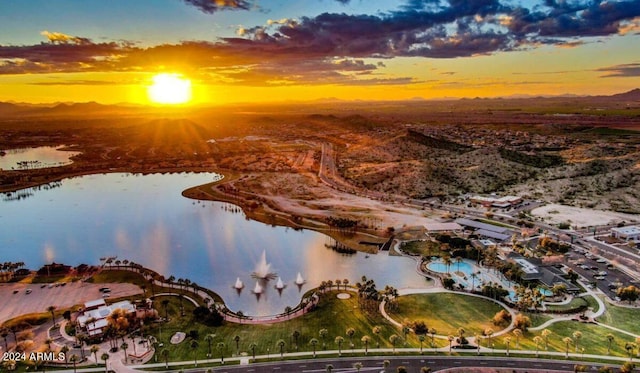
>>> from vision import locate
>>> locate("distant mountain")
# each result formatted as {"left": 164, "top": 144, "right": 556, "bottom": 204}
{"left": 607, "top": 88, "right": 640, "bottom": 101}
{"left": 0, "top": 102, "right": 29, "bottom": 116}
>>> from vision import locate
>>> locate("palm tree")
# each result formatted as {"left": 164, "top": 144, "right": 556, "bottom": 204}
{"left": 533, "top": 336, "right": 543, "bottom": 357}
{"left": 233, "top": 335, "right": 241, "bottom": 354}
{"left": 310, "top": 338, "right": 319, "bottom": 357}
{"left": 470, "top": 272, "right": 478, "bottom": 291}
{"left": 624, "top": 342, "right": 635, "bottom": 360}
{"left": 69, "top": 354, "right": 79, "bottom": 373}
{"left": 90, "top": 345, "right": 99, "bottom": 366}
{"left": 361, "top": 335, "right": 371, "bottom": 355}
{"left": 563, "top": 337, "right": 573, "bottom": 358}
{"left": 61, "top": 345, "right": 70, "bottom": 367}
{"left": 390, "top": 334, "right": 399, "bottom": 353}
{"left": 429, "top": 328, "right": 437, "bottom": 348}
{"left": 161, "top": 299, "right": 170, "bottom": 321}
{"left": 343, "top": 278, "right": 349, "bottom": 290}
{"left": 403, "top": 325, "right": 411, "bottom": 345}
{"left": 335, "top": 336, "right": 344, "bottom": 356}
{"left": 448, "top": 335, "right": 454, "bottom": 353}
{"left": 418, "top": 335, "right": 426, "bottom": 354}
{"left": 383, "top": 360, "right": 391, "bottom": 372}
{"left": 504, "top": 336, "right": 512, "bottom": 356}
{"left": 373, "top": 326, "right": 382, "bottom": 348}
{"left": 100, "top": 353, "right": 109, "bottom": 373}
{"left": 121, "top": 342, "right": 129, "bottom": 363}
{"left": 346, "top": 327, "right": 356, "bottom": 349}
{"left": 326, "top": 364, "right": 334, "bottom": 373}
{"left": 573, "top": 331, "right": 582, "bottom": 352}
{"left": 204, "top": 334, "right": 216, "bottom": 358}
{"left": 636, "top": 337, "right": 640, "bottom": 357}
{"left": 248, "top": 342, "right": 258, "bottom": 362}
{"left": 541, "top": 329, "right": 552, "bottom": 350}
{"left": 217, "top": 342, "right": 226, "bottom": 364}
{"left": 513, "top": 328, "right": 523, "bottom": 349}
{"left": 421, "top": 367, "right": 432, "bottom": 373}
{"left": 47, "top": 305, "right": 56, "bottom": 327}
{"left": 190, "top": 340, "right": 199, "bottom": 367}
{"left": 161, "top": 349, "right": 170, "bottom": 369}
{"left": 354, "top": 362, "right": 363, "bottom": 372}
{"left": 443, "top": 255, "right": 453, "bottom": 274}
{"left": 455, "top": 256, "right": 463, "bottom": 273}
{"left": 277, "top": 339, "right": 286, "bottom": 359}
{"left": 335, "top": 279, "right": 342, "bottom": 290}
{"left": 319, "top": 328, "right": 328, "bottom": 349}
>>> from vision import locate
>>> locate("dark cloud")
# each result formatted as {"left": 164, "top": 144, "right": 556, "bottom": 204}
{"left": 2, "top": 1, "right": 640, "bottom": 86}
{"left": 596, "top": 62, "right": 640, "bottom": 77}
{"left": 181, "top": 0, "right": 252, "bottom": 14}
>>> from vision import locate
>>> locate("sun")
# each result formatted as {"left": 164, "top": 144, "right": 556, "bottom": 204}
{"left": 148, "top": 73, "right": 192, "bottom": 104}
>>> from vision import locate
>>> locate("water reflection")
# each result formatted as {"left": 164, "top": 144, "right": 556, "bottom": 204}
{"left": 0, "top": 172, "right": 427, "bottom": 316}
{"left": 0, "top": 146, "right": 80, "bottom": 170}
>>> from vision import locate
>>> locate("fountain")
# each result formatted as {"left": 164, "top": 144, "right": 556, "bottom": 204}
{"left": 275, "top": 277, "right": 285, "bottom": 290}
{"left": 295, "top": 272, "right": 305, "bottom": 286}
{"left": 252, "top": 281, "right": 263, "bottom": 294}
{"left": 233, "top": 277, "right": 244, "bottom": 290}
{"left": 252, "top": 250, "right": 277, "bottom": 280}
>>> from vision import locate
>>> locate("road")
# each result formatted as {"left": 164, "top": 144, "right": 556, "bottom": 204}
{"left": 158, "top": 355, "right": 616, "bottom": 373}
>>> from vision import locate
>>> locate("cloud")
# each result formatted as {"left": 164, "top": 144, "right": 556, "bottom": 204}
{"left": 40, "top": 31, "right": 92, "bottom": 45}
{"left": 181, "top": 0, "right": 252, "bottom": 14}
{"left": 596, "top": 62, "right": 640, "bottom": 77}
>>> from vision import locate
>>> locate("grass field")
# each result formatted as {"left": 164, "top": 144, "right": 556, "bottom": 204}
{"left": 500, "top": 321, "right": 638, "bottom": 358}
{"left": 145, "top": 290, "right": 446, "bottom": 364}
{"left": 386, "top": 293, "right": 506, "bottom": 337}
{"left": 597, "top": 302, "right": 640, "bottom": 335}
{"left": 545, "top": 297, "right": 589, "bottom": 313}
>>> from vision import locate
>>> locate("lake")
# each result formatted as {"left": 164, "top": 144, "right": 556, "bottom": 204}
{"left": 0, "top": 172, "right": 427, "bottom": 316}
{"left": 0, "top": 146, "right": 80, "bottom": 170}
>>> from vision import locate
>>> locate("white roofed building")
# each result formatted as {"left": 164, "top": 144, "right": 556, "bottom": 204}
{"left": 611, "top": 226, "right": 640, "bottom": 241}
{"left": 77, "top": 299, "right": 136, "bottom": 338}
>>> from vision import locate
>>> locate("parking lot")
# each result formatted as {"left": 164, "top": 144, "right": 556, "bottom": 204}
{"left": 0, "top": 281, "right": 142, "bottom": 324}
{"left": 566, "top": 248, "right": 637, "bottom": 299}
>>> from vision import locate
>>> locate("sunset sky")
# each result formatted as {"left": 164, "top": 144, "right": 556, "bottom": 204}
{"left": 1, "top": 0, "right": 640, "bottom": 104}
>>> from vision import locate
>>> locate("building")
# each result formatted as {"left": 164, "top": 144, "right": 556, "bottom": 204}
{"left": 455, "top": 218, "right": 512, "bottom": 242}
{"left": 424, "top": 222, "right": 463, "bottom": 233}
{"left": 470, "top": 195, "right": 522, "bottom": 208}
{"left": 77, "top": 299, "right": 136, "bottom": 337}
{"left": 611, "top": 226, "right": 640, "bottom": 241}
{"left": 507, "top": 253, "right": 579, "bottom": 293}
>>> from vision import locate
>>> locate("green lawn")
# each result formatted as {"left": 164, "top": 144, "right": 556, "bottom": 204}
{"left": 503, "top": 321, "right": 637, "bottom": 358}
{"left": 524, "top": 312, "right": 552, "bottom": 328}
{"left": 386, "top": 293, "right": 505, "bottom": 337}
{"left": 597, "top": 302, "right": 640, "bottom": 335}
{"left": 545, "top": 297, "right": 589, "bottom": 313}
{"left": 145, "top": 291, "right": 445, "bottom": 364}
{"left": 399, "top": 240, "right": 440, "bottom": 257}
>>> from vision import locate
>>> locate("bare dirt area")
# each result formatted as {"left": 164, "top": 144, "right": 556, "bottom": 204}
{"left": 531, "top": 203, "right": 640, "bottom": 227}
{"left": 0, "top": 282, "right": 142, "bottom": 324}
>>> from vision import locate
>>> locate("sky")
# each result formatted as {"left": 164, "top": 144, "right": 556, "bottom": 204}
{"left": 1, "top": 0, "right": 640, "bottom": 104}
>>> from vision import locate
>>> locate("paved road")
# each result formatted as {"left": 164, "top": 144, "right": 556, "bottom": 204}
{"left": 157, "top": 355, "right": 617, "bottom": 373}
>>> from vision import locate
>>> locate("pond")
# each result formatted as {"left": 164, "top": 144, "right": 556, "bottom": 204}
{"left": 0, "top": 172, "right": 427, "bottom": 316}
{"left": 0, "top": 146, "right": 80, "bottom": 170}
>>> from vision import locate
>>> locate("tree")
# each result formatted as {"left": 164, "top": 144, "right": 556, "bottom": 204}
{"left": 335, "top": 336, "right": 344, "bottom": 356}
{"left": 319, "top": 328, "right": 328, "bottom": 349}
{"left": 310, "top": 338, "right": 319, "bottom": 357}
{"left": 618, "top": 286, "right": 640, "bottom": 303}
{"left": 90, "top": 345, "right": 99, "bottom": 366}
{"left": 326, "top": 364, "right": 334, "bottom": 373}
{"left": 574, "top": 364, "right": 588, "bottom": 372}
{"left": 429, "top": 328, "right": 437, "bottom": 348}
{"left": 217, "top": 342, "right": 226, "bottom": 364}
{"left": 204, "top": 334, "right": 216, "bottom": 358}
{"left": 161, "top": 349, "right": 170, "bottom": 369}
{"left": 620, "top": 362, "right": 635, "bottom": 373}
{"left": 484, "top": 328, "right": 494, "bottom": 349}
{"left": 397, "top": 366, "right": 408, "bottom": 373}
{"left": 343, "top": 278, "right": 349, "bottom": 290}
{"left": 161, "top": 299, "right": 170, "bottom": 321}
{"left": 190, "top": 340, "right": 199, "bottom": 367}
{"left": 513, "top": 314, "right": 531, "bottom": 331}
{"left": 573, "top": 331, "right": 582, "bottom": 352}
{"left": 504, "top": 336, "right": 512, "bottom": 356}
{"left": 513, "top": 328, "right": 523, "bottom": 349}
{"left": 383, "top": 360, "right": 391, "bottom": 373}
{"left": 533, "top": 336, "right": 544, "bottom": 357}
{"left": 541, "top": 329, "right": 552, "bottom": 350}
{"left": 61, "top": 345, "right": 71, "bottom": 367}
{"left": 418, "top": 334, "right": 426, "bottom": 354}
{"left": 448, "top": 335, "right": 454, "bottom": 353}
{"left": 346, "top": 327, "right": 356, "bottom": 349}
{"left": 121, "top": 342, "right": 129, "bottom": 363}
{"left": 277, "top": 339, "right": 286, "bottom": 359}
{"left": 248, "top": 342, "right": 258, "bottom": 362}
{"left": 69, "top": 353, "right": 79, "bottom": 373}
{"left": 421, "top": 367, "right": 432, "bottom": 373}
{"left": 563, "top": 337, "right": 573, "bottom": 358}
{"left": 389, "top": 334, "right": 399, "bottom": 353}
{"left": 625, "top": 342, "right": 636, "bottom": 360}
{"left": 101, "top": 353, "right": 109, "bottom": 373}
{"left": 373, "top": 326, "right": 382, "bottom": 348}
{"left": 605, "top": 334, "right": 615, "bottom": 355}
{"left": 361, "top": 335, "right": 371, "bottom": 355}
{"left": 354, "top": 362, "right": 363, "bottom": 372}
{"left": 233, "top": 335, "right": 241, "bottom": 354}
{"left": 47, "top": 305, "right": 56, "bottom": 328}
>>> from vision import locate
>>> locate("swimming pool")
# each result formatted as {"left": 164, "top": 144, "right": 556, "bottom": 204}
{"left": 428, "top": 260, "right": 474, "bottom": 275}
